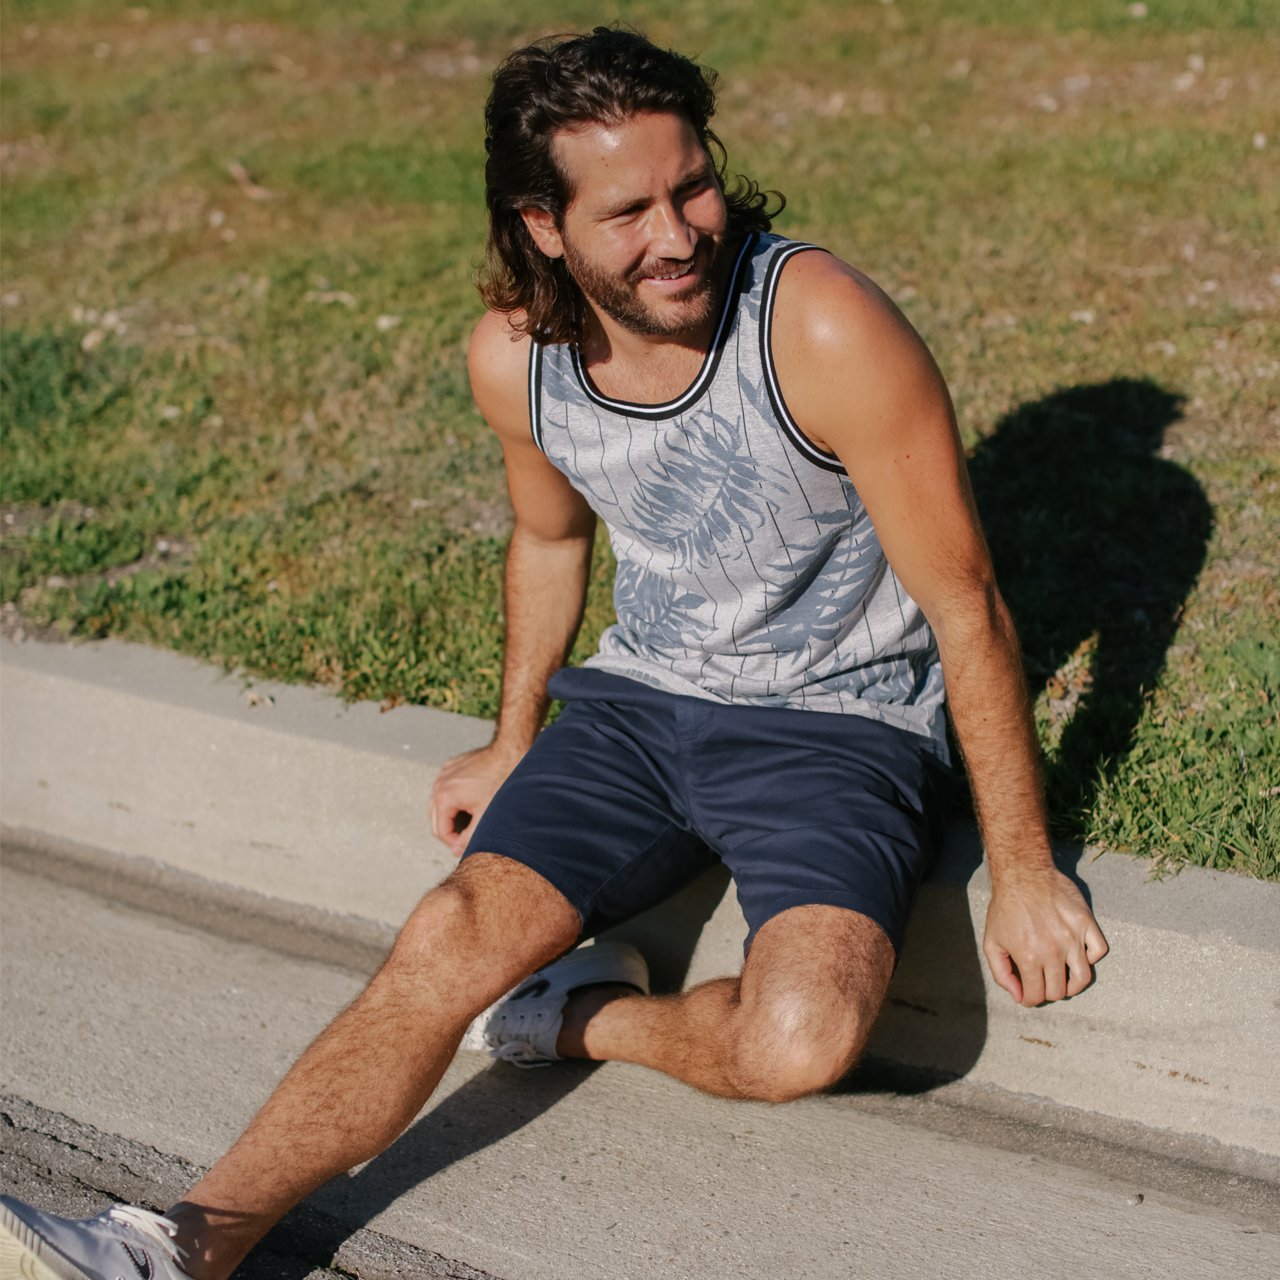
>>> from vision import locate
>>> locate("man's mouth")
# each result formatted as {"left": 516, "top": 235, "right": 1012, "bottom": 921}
{"left": 635, "top": 259, "right": 702, "bottom": 292}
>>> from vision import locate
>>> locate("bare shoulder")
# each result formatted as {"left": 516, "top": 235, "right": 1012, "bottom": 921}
{"left": 468, "top": 308, "right": 535, "bottom": 441}
{"left": 772, "top": 249, "right": 950, "bottom": 451}
{"left": 774, "top": 249, "right": 925, "bottom": 370}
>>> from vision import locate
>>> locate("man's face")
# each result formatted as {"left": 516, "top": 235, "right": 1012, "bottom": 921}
{"left": 524, "top": 112, "right": 730, "bottom": 340}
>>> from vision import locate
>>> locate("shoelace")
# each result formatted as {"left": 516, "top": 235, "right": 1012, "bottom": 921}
{"left": 107, "top": 1206, "right": 189, "bottom": 1269}
{"left": 483, "top": 1001, "right": 559, "bottom": 1068}
{"left": 489, "top": 1039, "right": 552, "bottom": 1069}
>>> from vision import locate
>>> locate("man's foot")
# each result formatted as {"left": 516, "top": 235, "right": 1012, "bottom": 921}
{"left": 0, "top": 1196, "right": 191, "bottom": 1280}
{"left": 461, "top": 939, "right": 649, "bottom": 1067}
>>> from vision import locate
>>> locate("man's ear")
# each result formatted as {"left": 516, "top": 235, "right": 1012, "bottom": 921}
{"left": 520, "top": 207, "right": 565, "bottom": 260}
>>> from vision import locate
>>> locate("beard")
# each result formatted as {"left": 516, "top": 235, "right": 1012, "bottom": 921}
{"left": 561, "top": 234, "right": 724, "bottom": 339}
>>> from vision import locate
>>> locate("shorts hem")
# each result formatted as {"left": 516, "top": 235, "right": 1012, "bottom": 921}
{"left": 744, "top": 891, "right": 906, "bottom": 959}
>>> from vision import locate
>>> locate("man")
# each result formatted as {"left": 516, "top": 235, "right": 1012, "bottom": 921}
{"left": 0, "top": 27, "right": 1107, "bottom": 1280}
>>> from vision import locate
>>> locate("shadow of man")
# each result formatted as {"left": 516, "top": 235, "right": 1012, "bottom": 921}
{"left": 966, "top": 377, "right": 1211, "bottom": 841}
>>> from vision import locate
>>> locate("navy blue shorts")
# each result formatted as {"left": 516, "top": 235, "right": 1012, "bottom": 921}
{"left": 465, "top": 669, "right": 956, "bottom": 956}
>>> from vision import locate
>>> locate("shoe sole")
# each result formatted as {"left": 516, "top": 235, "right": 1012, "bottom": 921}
{"left": 0, "top": 1207, "right": 87, "bottom": 1280}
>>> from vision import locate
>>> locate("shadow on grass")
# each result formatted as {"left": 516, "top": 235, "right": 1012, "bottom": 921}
{"left": 967, "top": 377, "right": 1211, "bottom": 836}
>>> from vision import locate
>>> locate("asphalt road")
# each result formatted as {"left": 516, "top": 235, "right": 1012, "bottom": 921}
{"left": 1, "top": 859, "right": 1276, "bottom": 1280}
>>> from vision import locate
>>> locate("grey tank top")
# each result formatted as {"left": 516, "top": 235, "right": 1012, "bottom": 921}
{"left": 530, "top": 232, "right": 948, "bottom": 758}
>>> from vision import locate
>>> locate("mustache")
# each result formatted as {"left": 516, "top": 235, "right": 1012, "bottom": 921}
{"left": 628, "top": 257, "right": 696, "bottom": 284}
{"left": 627, "top": 238, "right": 713, "bottom": 286}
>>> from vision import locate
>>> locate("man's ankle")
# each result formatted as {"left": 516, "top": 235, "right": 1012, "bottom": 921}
{"left": 165, "top": 1201, "right": 261, "bottom": 1280}
{"left": 555, "top": 983, "right": 639, "bottom": 1058}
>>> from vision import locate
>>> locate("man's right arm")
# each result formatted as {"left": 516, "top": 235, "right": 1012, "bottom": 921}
{"left": 428, "top": 310, "right": 597, "bottom": 855}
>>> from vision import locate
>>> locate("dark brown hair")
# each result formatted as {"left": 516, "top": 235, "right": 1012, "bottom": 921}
{"left": 480, "top": 26, "right": 783, "bottom": 345}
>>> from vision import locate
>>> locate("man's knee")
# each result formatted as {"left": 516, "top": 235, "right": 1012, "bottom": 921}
{"left": 720, "top": 904, "right": 895, "bottom": 1102}
{"left": 727, "top": 991, "right": 872, "bottom": 1103}
{"left": 385, "top": 875, "right": 477, "bottom": 968}
{"left": 381, "top": 854, "right": 580, "bottom": 1008}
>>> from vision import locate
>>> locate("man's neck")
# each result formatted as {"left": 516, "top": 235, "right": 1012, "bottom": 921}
{"left": 583, "top": 309, "right": 714, "bottom": 365}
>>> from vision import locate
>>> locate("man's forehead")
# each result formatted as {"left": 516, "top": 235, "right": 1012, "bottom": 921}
{"left": 550, "top": 112, "right": 708, "bottom": 198}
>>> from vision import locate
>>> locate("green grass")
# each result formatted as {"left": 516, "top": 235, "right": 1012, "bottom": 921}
{"left": 2, "top": 1, "right": 1277, "bottom": 876}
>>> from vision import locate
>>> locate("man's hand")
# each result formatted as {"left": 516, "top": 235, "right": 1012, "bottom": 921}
{"left": 982, "top": 865, "right": 1110, "bottom": 1006}
{"left": 429, "top": 743, "right": 526, "bottom": 857}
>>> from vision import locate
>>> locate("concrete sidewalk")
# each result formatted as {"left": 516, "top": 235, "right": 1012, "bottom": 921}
{"left": 6, "top": 866, "right": 1276, "bottom": 1280}
{"left": 2, "top": 634, "right": 1278, "bottom": 1175}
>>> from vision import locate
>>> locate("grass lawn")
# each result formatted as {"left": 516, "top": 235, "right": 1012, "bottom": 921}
{"left": 2, "top": 1, "right": 1277, "bottom": 876}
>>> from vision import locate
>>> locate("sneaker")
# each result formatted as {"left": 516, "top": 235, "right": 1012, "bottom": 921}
{"left": 461, "top": 939, "right": 649, "bottom": 1068}
{"left": 0, "top": 1197, "right": 191, "bottom": 1280}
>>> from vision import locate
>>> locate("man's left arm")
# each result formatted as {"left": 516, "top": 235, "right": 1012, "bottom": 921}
{"left": 773, "top": 252, "right": 1108, "bottom": 1006}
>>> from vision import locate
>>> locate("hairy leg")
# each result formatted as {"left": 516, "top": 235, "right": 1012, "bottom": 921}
{"left": 170, "top": 854, "right": 579, "bottom": 1280}
{"left": 559, "top": 905, "right": 895, "bottom": 1102}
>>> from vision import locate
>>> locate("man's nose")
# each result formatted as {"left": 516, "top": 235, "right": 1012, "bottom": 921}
{"left": 648, "top": 200, "right": 696, "bottom": 259}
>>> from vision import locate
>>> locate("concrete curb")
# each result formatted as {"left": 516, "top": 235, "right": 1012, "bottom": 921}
{"left": 2, "top": 635, "right": 1278, "bottom": 1168}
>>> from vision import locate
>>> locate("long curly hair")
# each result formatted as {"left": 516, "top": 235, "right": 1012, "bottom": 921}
{"left": 480, "top": 27, "right": 784, "bottom": 345}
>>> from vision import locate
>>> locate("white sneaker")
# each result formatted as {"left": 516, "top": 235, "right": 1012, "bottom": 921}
{"left": 461, "top": 939, "right": 649, "bottom": 1068}
{"left": 0, "top": 1197, "right": 191, "bottom": 1280}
